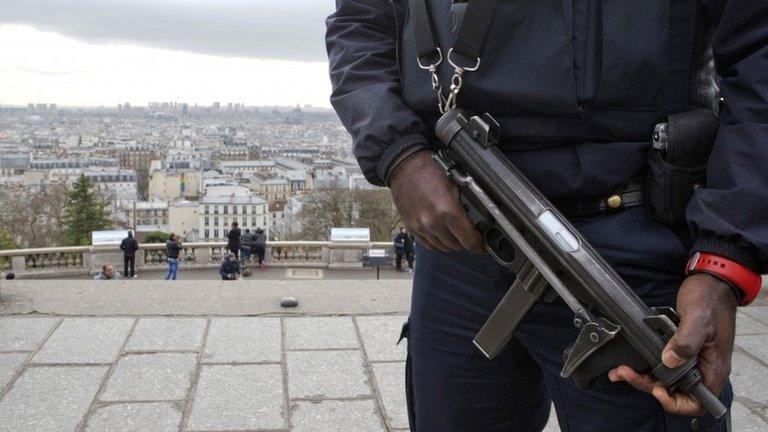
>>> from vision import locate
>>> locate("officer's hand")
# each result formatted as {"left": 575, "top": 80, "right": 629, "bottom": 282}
{"left": 389, "top": 150, "right": 484, "bottom": 254}
{"left": 608, "top": 273, "right": 737, "bottom": 416}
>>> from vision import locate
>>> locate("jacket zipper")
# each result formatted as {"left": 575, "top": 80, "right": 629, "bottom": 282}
{"left": 592, "top": 0, "right": 603, "bottom": 106}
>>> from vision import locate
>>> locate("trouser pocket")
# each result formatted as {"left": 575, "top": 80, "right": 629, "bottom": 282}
{"left": 399, "top": 319, "right": 417, "bottom": 431}
{"left": 645, "top": 151, "right": 706, "bottom": 226}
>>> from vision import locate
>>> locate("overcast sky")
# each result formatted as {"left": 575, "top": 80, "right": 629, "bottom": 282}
{"left": 0, "top": 0, "right": 337, "bottom": 107}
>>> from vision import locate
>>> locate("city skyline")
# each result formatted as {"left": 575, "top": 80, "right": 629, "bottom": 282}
{"left": 0, "top": 1, "right": 336, "bottom": 107}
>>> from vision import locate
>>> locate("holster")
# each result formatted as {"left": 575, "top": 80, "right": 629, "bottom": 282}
{"left": 645, "top": 109, "right": 718, "bottom": 225}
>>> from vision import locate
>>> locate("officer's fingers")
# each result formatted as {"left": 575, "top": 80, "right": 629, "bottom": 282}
{"left": 608, "top": 366, "right": 657, "bottom": 394}
{"left": 651, "top": 386, "right": 704, "bottom": 416}
{"left": 448, "top": 213, "right": 485, "bottom": 254}
{"left": 420, "top": 230, "right": 453, "bottom": 253}
{"left": 662, "top": 314, "right": 710, "bottom": 368}
{"left": 430, "top": 228, "right": 463, "bottom": 251}
{"left": 410, "top": 229, "right": 435, "bottom": 251}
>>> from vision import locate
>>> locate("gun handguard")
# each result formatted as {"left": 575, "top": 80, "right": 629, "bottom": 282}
{"left": 433, "top": 109, "right": 727, "bottom": 419}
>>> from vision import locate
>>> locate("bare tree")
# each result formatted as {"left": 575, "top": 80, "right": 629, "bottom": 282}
{"left": 297, "top": 187, "right": 401, "bottom": 241}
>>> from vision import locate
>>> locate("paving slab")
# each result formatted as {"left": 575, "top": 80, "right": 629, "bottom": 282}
{"left": 291, "top": 400, "right": 384, "bottom": 432}
{"left": 357, "top": 316, "right": 408, "bottom": 361}
{"left": 33, "top": 318, "right": 134, "bottom": 364}
{"left": 0, "top": 353, "right": 28, "bottom": 390}
{"left": 736, "top": 313, "right": 768, "bottom": 335}
{"left": 371, "top": 362, "right": 408, "bottom": 429}
{"left": 85, "top": 402, "right": 183, "bottom": 432}
{"left": 736, "top": 335, "right": 768, "bottom": 362}
{"left": 731, "top": 402, "right": 768, "bottom": 432}
{"left": 730, "top": 351, "right": 768, "bottom": 405}
{"left": 187, "top": 364, "right": 284, "bottom": 431}
{"left": 543, "top": 406, "right": 561, "bottom": 432}
{"left": 286, "top": 317, "right": 359, "bottom": 350}
{"left": 743, "top": 306, "right": 768, "bottom": 325}
{"left": 126, "top": 318, "right": 206, "bottom": 351}
{"left": 287, "top": 350, "right": 370, "bottom": 399}
{"left": 0, "top": 317, "right": 59, "bottom": 351}
{"left": 101, "top": 353, "right": 198, "bottom": 401}
{"left": 203, "top": 317, "right": 280, "bottom": 363}
{"left": 0, "top": 366, "right": 108, "bottom": 432}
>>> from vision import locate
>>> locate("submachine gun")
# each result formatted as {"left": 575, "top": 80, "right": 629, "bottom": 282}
{"left": 432, "top": 108, "right": 727, "bottom": 419}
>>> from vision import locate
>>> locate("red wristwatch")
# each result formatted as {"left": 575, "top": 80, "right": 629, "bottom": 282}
{"left": 686, "top": 252, "right": 763, "bottom": 306}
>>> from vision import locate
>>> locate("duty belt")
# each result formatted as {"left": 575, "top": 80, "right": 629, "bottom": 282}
{"left": 553, "top": 179, "right": 645, "bottom": 218}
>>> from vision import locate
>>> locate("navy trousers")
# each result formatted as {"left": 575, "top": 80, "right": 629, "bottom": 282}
{"left": 407, "top": 207, "right": 732, "bottom": 432}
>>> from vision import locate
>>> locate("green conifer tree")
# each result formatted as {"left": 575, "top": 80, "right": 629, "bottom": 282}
{"left": 63, "top": 175, "right": 112, "bottom": 246}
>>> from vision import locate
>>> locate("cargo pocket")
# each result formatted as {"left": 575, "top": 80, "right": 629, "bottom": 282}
{"left": 399, "top": 319, "right": 418, "bottom": 431}
{"left": 594, "top": 0, "right": 669, "bottom": 109}
{"left": 645, "top": 152, "right": 706, "bottom": 226}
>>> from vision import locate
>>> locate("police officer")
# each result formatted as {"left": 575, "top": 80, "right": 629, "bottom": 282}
{"left": 327, "top": 1, "right": 767, "bottom": 431}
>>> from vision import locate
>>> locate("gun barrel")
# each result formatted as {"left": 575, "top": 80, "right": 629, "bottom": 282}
{"left": 435, "top": 108, "right": 727, "bottom": 419}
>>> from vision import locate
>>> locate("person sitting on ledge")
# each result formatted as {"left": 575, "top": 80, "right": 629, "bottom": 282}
{"left": 95, "top": 263, "right": 121, "bottom": 280}
{"left": 219, "top": 252, "right": 242, "bottom": 281}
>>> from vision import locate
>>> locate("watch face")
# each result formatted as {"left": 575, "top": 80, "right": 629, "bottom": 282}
{"left": 687, "top": 252, "right": 701, "bottom": 273}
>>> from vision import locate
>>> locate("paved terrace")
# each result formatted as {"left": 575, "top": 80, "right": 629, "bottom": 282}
{"left": 0, "top": 279, "right": 766, "bottom": 432}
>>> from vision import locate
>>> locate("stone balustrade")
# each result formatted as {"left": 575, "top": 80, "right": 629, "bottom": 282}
{"left": 0, "top": 241, "right": 395, "bottom": 278}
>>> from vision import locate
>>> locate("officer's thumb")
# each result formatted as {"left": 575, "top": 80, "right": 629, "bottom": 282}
{"left": 661, "top": 317, "right": 709, "bottom": 369}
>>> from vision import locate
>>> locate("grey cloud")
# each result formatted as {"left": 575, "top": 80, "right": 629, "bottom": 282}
{"left": 1, "top": 0, "right": 336, "bottom": 62}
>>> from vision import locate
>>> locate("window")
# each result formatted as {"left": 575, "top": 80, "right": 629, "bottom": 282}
{"left": 223, "top": 217, "right": 228, "bottom": 225}
{"left": 205, "top": 217, "right": 209, "bottom": 226}
{"left": 214, "top": 217, "right": 219, "bottom": 225}
{"left": 252, "top": 217, "right": 257, "bottom": 226}
{"left": 162, "top": 218, "right": 167, "bottom": 225}
{"left": 224, "top": 229, "right": 229, "bottom": 237}
{"left": 223, "top": 206, "right": 228, "bottom": 214}
{"left": 205, "top": 229, "right": 209, "bottom": 238}
{"left": 233, "top": 206, "right": 238, "bottom": 215}
{"left": 233, "top": 217, "right": 237, "bottom": 225}
{"left": 242, "top": 205, "right": 247, "bottom": 214}
{"left": 214, "top": 206, "right": 219, "bottom": 214}
{"left": 205, "top": 205, "right": 209, "bottom": 214}
{"left": 214, "top": 229, "right": 219, "bottom": 238}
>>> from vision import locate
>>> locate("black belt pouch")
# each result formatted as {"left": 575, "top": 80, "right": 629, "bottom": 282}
{"left": 645, "top": 109, "right": 718, "bottom": 226}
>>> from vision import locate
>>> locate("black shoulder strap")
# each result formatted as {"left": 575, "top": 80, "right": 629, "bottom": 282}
{"left": 409, "top": 0, "right": 441, "bottom": 64}
{"left": 409, "top": 0, "right": 498, "bottom": 68}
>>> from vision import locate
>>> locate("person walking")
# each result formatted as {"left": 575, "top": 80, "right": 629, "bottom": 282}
{"left": 119, "top": 231, "right": 139, "bottom": 278}
{"left": 394, "top": 227, "right": 407, "bottom": 272}
{"left": 240, "top": 228, "right": 253, "bottom": 266}
{"left": 165, "top": 233, "right": 182, "bottom": 280}
{"left": 327, "top": 1, "right": 767, "bottom": 430}
{"left": 219, "top": 252, "right": 242, "bottom": 280}
{"left": 253, "top": 227, "right": 267, "bottom": 269}
{"left": 404, "top": 230, "right": 415, "bottom": 273}
{"left": 227, "top": 221, "right": 241, "bottom": 260}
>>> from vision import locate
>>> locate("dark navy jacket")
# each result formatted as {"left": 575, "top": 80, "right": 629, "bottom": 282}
{"left": 327, "top": 0, "right": 768, "bottom": 272}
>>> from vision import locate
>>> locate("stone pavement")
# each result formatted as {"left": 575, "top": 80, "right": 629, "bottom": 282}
{"left": 0, "top": 314, "right": 560, "bottom": 432}
{"left": 0, "top": 278, "right": 766, "bottom": 431}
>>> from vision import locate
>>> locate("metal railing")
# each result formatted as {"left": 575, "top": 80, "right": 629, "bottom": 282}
{"left": 0, "top": 241, "right": 395, "bottom": 277}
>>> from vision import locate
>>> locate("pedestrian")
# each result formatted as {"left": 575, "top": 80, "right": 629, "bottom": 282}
{"left": 327, "top": 1, "right": 767, "bottom": 430}
{"left": 119, "top": 230, "right": 139, "bottom": 278}
{"left": 393, "top": 227, "right": 407, "bottom": 272}
{"left": 240, "top": 228, "right": 253, "bottom": 266}
{"left": 252, "top": 227, "right": 267, "bottom": 269}
{"left": 404, "top": 230, "right": 415, "bottom": 273}
{"left": 219, "top": 252, "right": 241, "bottom": 280}
{"left": 165, "top": 233, "right": 182, "bottom": 280}
{"left": 227, "top": 221, "right": 241, "bottom": 260}
{"left": 95, "top": 263, "right": 121, "bottom": 280}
